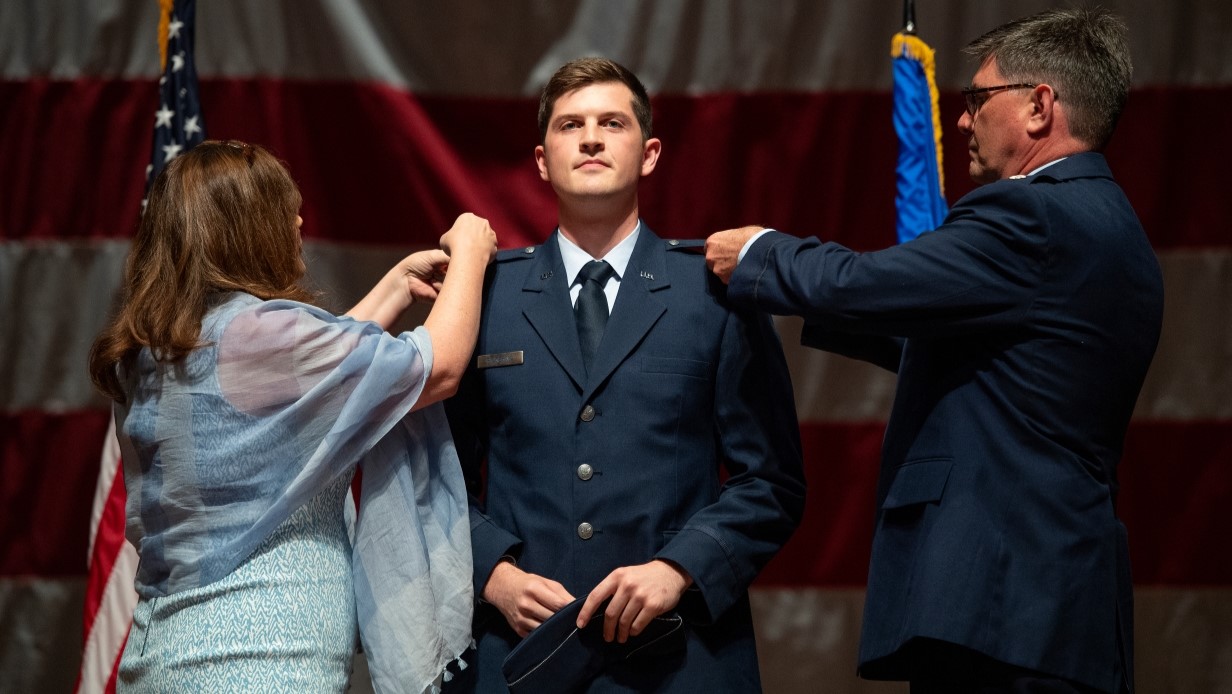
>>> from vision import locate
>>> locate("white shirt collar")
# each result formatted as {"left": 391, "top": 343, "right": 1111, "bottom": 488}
{"left": 557, "top": 221, "right": 641, "bottom": 286}
{"left": 1027, "top": 157, "right": 1068, "bottom": 176}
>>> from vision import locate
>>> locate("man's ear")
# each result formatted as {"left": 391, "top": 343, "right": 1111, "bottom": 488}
{"left": 535, "top": 145, "right": 550, "bottom": 182}
{"left": 640, "top": 138, "right": 662, "bottom": 177}
{"left": 1025, "top": 84, "right": 1057, "bottom": 137}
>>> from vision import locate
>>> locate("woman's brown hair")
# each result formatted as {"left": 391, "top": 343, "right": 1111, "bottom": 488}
{"left": 89, "top": 140, "right": 315, "bottom": 402}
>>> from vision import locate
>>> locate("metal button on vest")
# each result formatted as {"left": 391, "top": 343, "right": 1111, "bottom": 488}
{"left": 577, "top": 522, "right": 594, "bottom": 540}
{"left": 580, "top": 405, "right": 596, "bottom": 422}
{"left": 577, "top": 463, "right": 593, "bottom": 481}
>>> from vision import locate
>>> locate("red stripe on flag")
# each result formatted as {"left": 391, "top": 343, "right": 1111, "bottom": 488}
{"left": 755, "top": 420, "right": 1232, "bottom": 587}
{"left": 0, "top": 410, "right": 109, "bottom": 576}
{"left": 2, "top": 80, "right": 1229, "bottom": 250}
{"left": 0, "top": 78, "right": 157, "bottom": 241}
{"left": 7, "top": 411, "right": 1227, "bottom": 585}
{"left": 756, "top": 422, "right": 883, "bottom": 587}
{"left": 1119, "top": 420, "right": 1232, "bottom": 585}
{"left": 81, "top": 463, "right": 129, "bottom": 641}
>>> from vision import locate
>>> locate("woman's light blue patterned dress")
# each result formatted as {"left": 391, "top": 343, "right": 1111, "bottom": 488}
{"left": 119, "top": 472, "right": 357, "bottom": 691}
{"left": 113, "top": 293, "right": 475, "bottom": 693}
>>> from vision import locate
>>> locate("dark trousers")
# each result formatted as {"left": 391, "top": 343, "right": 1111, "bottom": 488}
{"left": 905, "top": 639, "right": 1112, "bottom": 694}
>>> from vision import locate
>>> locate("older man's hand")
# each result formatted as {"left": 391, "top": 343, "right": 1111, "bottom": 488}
{"left": 704, "top": 226, "right": 765, "bottom": 284}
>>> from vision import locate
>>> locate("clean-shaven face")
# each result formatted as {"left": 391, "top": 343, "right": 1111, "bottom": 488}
{"left": 958, "top": 58, "right": 1034, "bottom": 184}
{"left": 535, "top": 82, "right": 659, "bottom": 203}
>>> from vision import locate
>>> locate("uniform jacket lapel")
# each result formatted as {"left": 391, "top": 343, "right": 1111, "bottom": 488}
{"left": 582, "top": 227, "right": 669, "bottom": 401}
{"left": 519, "top": 237, "right": 587, "bottom": 391}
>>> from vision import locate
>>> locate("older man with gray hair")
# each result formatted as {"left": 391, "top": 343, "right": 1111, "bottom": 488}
{"left": 707, "top": 9, "right": 1162, "bottom": 693}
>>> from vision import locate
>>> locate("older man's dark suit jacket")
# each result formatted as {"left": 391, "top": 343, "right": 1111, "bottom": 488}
{"left": 729, "top": 153, "right": 1163, "bottom": 693}
{"left": 445, "top": 225, "right": 805, "bottom": 692}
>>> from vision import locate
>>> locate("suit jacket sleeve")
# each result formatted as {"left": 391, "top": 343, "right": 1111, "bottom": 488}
{"left": 799, "top": 324, "right": 905, "bottom": 373}
{"left": 729, "top": 182, "right": 1047, "bottom": 337}
{"left": 653, "top": 299, "right": 806, "bottom": 622}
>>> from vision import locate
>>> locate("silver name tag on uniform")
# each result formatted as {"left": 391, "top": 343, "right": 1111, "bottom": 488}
{"left": 477, "top": 351, "right": 524, "bottom": 369}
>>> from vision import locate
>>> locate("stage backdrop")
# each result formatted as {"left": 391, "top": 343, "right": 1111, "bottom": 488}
{"left": 2, "top": 1, "right": 1230, "bottom": 692}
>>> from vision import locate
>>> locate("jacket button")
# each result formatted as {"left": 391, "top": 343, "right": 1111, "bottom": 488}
{"left": 579, "top": 405, "right": 596, "bottom": 422}
{"left": 577, "top": 463, "right": 593, "bottom": 481}
{"left": 577, "top": 522, "right": 594, "bottom": 540}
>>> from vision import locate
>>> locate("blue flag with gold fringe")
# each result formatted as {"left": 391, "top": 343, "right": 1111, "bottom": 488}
{"left": 891, "top": 29, "right": 947, "bottom": 243}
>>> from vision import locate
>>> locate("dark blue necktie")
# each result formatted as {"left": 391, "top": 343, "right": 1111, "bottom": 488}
{"left": 575, "top": 260, "right": 615, "bottom": 373}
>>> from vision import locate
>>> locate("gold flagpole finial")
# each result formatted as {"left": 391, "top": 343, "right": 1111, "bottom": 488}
{"left": 157, "top": 0, "right": 174, "bottom": 71}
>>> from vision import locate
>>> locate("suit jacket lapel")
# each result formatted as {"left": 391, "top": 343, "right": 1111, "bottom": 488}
{"left": 520, "top": 236, "right": 587, "bottom": 391}
{"left": 583, "top": 227, "right": 669, "bottom": 401}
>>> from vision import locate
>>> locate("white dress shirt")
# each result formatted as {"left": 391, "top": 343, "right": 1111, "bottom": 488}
{"left": 557, "top": 222, "right": 641, "bottom": 310}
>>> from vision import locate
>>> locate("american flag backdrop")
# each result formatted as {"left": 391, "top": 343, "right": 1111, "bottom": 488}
{"left": 73, "top": 2, "right": 207, "bottom": 690}
{"left": 1, "top": 2, "right": 1230, "bottom": 692}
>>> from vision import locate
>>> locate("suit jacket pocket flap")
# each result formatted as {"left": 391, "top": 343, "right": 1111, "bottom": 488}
{"left": 882, "top": 458, "right": 953, "bottom": 510}
{"left": 641, "top": 356, "right": 711, "bottom": 379}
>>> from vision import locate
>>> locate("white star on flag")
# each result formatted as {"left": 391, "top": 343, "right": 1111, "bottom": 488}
{"left": 184, "top": 115, "right": 202, "bottom": 137}
{"left": 172, "top": 52, "right": 185, "bottom": 72}
{"left": 162, "top": 143, "right": 183, "bottom": 162}
{"left": 154, "top": 105, "right": 174, "bottom": 128}
{"left": 168, "top": 17, "right": 183, "bottom": 40}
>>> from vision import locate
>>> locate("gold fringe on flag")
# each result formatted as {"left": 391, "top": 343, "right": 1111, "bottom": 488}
{"left": 157, "top": 0, "right": 175, "bottom": 71}
{"left": 891, "top": 32, "right": 945, "bottom": 196}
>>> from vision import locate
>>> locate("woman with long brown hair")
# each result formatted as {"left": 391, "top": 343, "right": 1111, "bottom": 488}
{"left": 89, "top": 140, "right": 494, "bottom": 692}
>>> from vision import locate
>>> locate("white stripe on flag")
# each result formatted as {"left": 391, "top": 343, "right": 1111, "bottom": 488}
{"left": 77, "top": 544, "right": 137, "bottom": 694}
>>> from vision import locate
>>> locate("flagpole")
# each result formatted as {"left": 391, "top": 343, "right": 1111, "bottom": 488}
{"left": 902, "top": 0, "right": 917, "bottom": 35}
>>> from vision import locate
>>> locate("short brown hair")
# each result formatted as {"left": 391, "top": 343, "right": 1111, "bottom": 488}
{"left": 537, "top": 57, "right": 653, "bottom": 142}
{"left": 89, "top": 140, "right": 315, "bottom": 402}
{"left": 964, "top": 8, "right": 1132, "bottom": 149}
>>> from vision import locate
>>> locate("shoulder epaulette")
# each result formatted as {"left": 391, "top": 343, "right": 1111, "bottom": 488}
{"left": 663, "top": 238, "right": 705, "bottom": 253}
{"left": 496, "top": 245, "right": 539, "bottom": 262}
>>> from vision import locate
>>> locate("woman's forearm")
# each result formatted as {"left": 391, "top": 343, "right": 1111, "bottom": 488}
{"left": 417, "top": 246, "right": 488, "bottom": 407}
{"left": 344, "top": 267, "right": 412, "bottom": 329}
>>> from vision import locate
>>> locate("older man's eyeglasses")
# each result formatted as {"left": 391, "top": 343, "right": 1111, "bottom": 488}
{"left": 961, "top": 83, "right": 1037, "bottom": 116}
